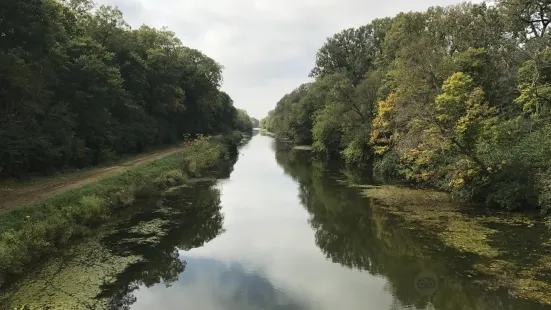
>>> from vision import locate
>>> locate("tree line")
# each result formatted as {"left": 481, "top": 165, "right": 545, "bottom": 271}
{"left": 0, "top": 0, "right": 254, "bottom": 177}
{"left": 261, "top": 0, "right": 551, "bottom": 213}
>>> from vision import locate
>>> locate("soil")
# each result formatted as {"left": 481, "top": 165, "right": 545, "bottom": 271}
{"left": 0, "top": 147, "right": 182, "bottom": 211}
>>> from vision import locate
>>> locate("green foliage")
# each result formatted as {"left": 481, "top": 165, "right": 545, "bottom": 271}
{"left": 310, "top": 20, "right": 391, "bottom": 84}
{"left": 234, "top": 109, "right": 254, "bottom": 132}
{"left": 250, "top": 117, "right": 260, "bottom": 128}
{"left": 497, "top": 0, "right": 551, "bottom": 39}
{"left": 262, "top": 1, "right": 551, "bottom": 215}
{"left": 0, "top": 0, "right": 250, "bottom": 178}
{"left": 0, "top": 136, "right": 233, "bottom": 284}
{"left": 312, "top": 104, "right": 343, "bottom": 156}
{"left": 373, "top": 151, "right": 402, "bottom": 183}
{"left": 475, "top": 122, "right": 551, "bottom": 210}
{"left": 181, "top": 136, "right": 223, "bottom": 177}
{"left": 515, "top": 48, "right": 551, "bottom": 117}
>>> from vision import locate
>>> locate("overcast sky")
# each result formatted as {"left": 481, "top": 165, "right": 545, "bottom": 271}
{"left": 96, "top": 0, "right": 476, "bottom": 119}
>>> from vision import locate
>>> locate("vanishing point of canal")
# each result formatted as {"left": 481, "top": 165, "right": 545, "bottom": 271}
{"left": 2, "top": 132, "right": 550, "bottom": 310}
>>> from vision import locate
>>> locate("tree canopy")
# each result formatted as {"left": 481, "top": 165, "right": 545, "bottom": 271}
{"left": 262, "top": 1, "right": 551, "bottom": 214}
{"left": 0, "top": 0, "right": 253, "bottom": 177}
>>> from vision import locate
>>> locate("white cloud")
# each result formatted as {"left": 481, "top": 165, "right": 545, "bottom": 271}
{"left": 96, "top": 0, "right": 478, "bottom": 118}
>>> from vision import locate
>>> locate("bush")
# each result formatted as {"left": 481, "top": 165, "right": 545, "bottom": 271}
{"left": 373, "top": 151, "right": 402, "bottom": 184}
{"left": 181, "top": 136, "right": 223, "bottom": 177}
{"left": 0, "top": 135, "right": 232, "bottom": 285}
{"left": 465, "top": 122, "right": 551, "bottom": 211}
{"left": 153, "top": 169, "right": 186, "bottom": 189}
{"left": 341, "top": 133, "right": 372, "bottom": 168}
{"left": 223, "top": 131, "right": 243, "bottom": 155}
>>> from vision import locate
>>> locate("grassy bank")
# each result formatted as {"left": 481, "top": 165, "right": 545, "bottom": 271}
{"left": 0, "top": 134, "right": 241, "bottom": 287}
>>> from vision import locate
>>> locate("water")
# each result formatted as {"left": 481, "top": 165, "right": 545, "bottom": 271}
{"left": 2, "top": 133, "right": 550, "bottom": 309}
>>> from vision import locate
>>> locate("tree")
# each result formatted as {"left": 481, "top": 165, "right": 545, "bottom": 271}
{"left": 0, "top": 0, "right": 250, "bottom": 177}
{"left": 262, "top": 0, "right": 551, "bottom": 213}
{"left": 310, "top": 20, "right": 391, "bottom": 84}
{"left": 498, "top": 0, "right": 551, "bottom": 38}
{"left": 515, "top": 48, "right": 551, "bottom": 117}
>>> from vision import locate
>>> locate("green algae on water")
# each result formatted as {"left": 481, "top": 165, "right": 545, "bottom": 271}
{"left": 352, "top": 184, "right": 551, "bottom": 305}
{"left": 0, "top": 235, "right": 142, "bottom": 310}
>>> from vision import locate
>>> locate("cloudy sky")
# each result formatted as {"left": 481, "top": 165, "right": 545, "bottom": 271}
{"left": 96, "top": 0, "right": 474, "bottom": 119}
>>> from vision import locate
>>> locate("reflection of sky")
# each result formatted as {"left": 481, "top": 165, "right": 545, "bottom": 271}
{"left": 131, "top": 136, "right": 393, "bottom": 310}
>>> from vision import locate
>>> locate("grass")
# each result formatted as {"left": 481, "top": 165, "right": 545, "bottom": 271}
{"left": 0, "top": 145, "right": 181, "bottom": 190}
{"left": 0, "top": 135, "right": 236, "bottom": 286}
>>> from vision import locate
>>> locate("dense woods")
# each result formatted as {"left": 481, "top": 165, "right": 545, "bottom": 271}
{"left": 262, "top": 0, "right": 551, "bottom": 214}
{"left": 0, "top": 0, "right": 253, "bottom": 177}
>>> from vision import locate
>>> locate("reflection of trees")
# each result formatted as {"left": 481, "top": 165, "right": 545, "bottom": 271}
{"left": 98, "top": 182, "right": 225, "bottom": 309}
{"left": 274, "top": 141, "right": 544, "bottom": 310}
{"left": 2, "top": 146, "right": 246, "bottom": 309}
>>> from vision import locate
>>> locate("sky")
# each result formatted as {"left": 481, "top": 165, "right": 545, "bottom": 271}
{"left": 96, "top": 0, "right": 476, "bottom": 119}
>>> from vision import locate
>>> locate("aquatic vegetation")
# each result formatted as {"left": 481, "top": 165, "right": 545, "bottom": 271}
{"left": 2, "top": 236, "right": 142, "bottom": 310}
{"left": 293, "top": 145, "right": 313, "bottom": 151}
{"left": 0, "top": 136, "right": 237, "bottom": 287}
{"left": 356, "top": 184, "right": 551, "bottom": 305}
{"left": 474, "top": 257, "right": 551, "bottom": 305}
{"left": 354, "top": 185, "right": 452, "bottom": 208}
{"left": 1, "top": 177, "right": 226, "bottom": 310}
{"left": 440, "top": 219, "right": 498, "bottom": 258}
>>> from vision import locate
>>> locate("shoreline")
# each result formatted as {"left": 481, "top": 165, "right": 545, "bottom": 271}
{"left": 0, "top": 134, "right": 243, "bottom": 288}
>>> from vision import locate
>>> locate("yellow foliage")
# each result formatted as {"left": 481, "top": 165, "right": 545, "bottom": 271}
{"left": 370, "top": 93, "right": 396, "bottom": 155}
{"left": 447, "top": 159, "right": 480, "bottom": 189}
{"left": 398, "top": 72, "right": 500, "bottom": 189}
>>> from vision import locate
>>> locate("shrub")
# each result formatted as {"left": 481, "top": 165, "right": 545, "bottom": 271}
{"left": 373, "top": 151, "right": 402, "bottom": 184}
{"left": 181, "top": 136, "right": 222, "bottom": 177}
{"left": 0, "top": 134, "right": 234, "bottom": 285}
{"left": 341, "top": 133, "right": 372, "bottom": 169}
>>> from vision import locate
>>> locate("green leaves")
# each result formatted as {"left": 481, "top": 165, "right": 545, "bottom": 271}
{"left": 497, "top": 0, "right": 551, "bottom": 38}
{"left": 435, "top": 72, "right": 475, "bottom": 124}
{"left": 260, "top": 0, "right": 551, "bottom": 215}
{"left": 310, "top": 22, "right": 390, "bottom": 84}
{"left": 0, "top": 0, "right": 243, "bottom": 176}
{"left": 515, "top": 49, "right": 551, "bottom": 117}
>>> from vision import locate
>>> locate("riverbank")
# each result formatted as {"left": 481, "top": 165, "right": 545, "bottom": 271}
{"left": 345, "top": 182, "right": 551, "bottom": 305}
{"left": 0, "top": 134, "right": 243, "bottom": 287}
{"left": 3, "top": 135, "right": 550, "bottom": 309}
{"left": 0, "top": 146, "right": 183, "bottom": 211}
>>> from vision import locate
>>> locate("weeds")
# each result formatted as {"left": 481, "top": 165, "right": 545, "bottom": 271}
{"left": 181, "top": 135, "right": 224, "bottom": 177}
{"left": 0, "top": 135, "right": 237, "bottom": 286}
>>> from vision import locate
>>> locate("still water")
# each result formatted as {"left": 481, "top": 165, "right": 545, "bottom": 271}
{"left": 2, "top": 133, "right": 550, "bottom": 309}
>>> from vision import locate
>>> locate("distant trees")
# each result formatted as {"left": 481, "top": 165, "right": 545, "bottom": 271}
{"left": 250, "top": 117, "right": 260, "bottom": 128}
{"left": 234, "top": 109, "right": 253, "bottom": 132}
{"left": 261, "top": 2, "right": 551, "bottom": 213}
{"left": 0, "top": 0, "right": 252, "bottom": 177}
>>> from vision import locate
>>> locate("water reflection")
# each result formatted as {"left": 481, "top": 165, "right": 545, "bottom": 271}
{"left": 0, "top": 175, "right": 229, "bottom": 310}
{"left": 130, "top": 257, "right": 306, "bottom": 310}
{"left": 274, "top": 142, "right": 550, "bottom": 310}
{"left": 3, "top": 135, "right": 551, "bottom": 310}
{"left": 99, "top": 183, "right": 225, "bottom": 309}
{"left": 130, "top": 135, "right": 393, "bottom": 310}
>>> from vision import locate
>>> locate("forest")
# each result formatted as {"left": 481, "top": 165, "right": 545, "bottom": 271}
{"left": 0, "top": 0, "right": 254, "bottom": 178}
{"left": 261, "top": 0, "right": 551, "bottom": 214}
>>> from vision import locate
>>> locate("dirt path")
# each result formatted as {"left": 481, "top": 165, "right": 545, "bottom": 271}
{"left": 0, "top": 147, "right": 182, "bottom": 211}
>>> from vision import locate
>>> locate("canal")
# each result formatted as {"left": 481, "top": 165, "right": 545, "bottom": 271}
{"left": 2, "top": 132, "right": 550, "bottom": 309}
